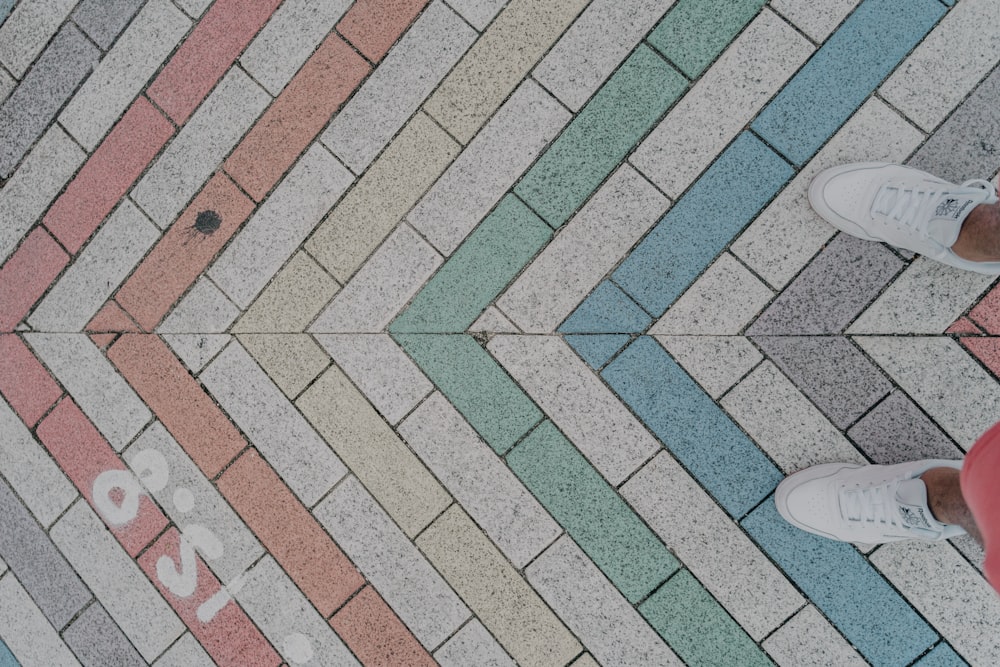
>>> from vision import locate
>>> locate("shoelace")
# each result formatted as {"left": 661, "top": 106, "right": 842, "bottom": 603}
{"left": 871, "top": 179, "right": 996, "bottom": 234}
{"left": 839, "top": 480, "right": 900, "bottom": 527}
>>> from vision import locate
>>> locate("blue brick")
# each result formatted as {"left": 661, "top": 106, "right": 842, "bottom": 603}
{"left": 914, "top": 644, "right": 967, "bottom": 667}
{"left": 559, "top": 282, "right": 651, "bottom": 334}
{"left": 742, "top": 498, "right": 938, "bottom": 666}
{"left": 0, "top": 0, "right": 14, "bottom": 26}
{"left": 0, "top": 639, "right": 18, "bottom": 667}
{"left": 612, "top": 133, "right": 792, "bottom": 316}
{"left": 602, "top": 337, "right": 782, "bottom": 516}
{"left": 751, "top": 0, "right": 945, "bottom": 165}
{"left": 564, "top": 334, "right": 631, "bottom": 369}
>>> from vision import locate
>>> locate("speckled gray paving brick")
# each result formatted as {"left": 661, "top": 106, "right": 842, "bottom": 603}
{"left": 71, "top": 0, "right": 146, "bottom": 49}
{"left": 0, "top": 574, "right": 81, "bottom": 667}
{"left": 0, "top": 476, "right": 92, "bottom": 630}
{"left": 747, "top": 233, "right": 903, "bottom": 335}
{"left": 847, "top": 391, "right": 964, "bottom": 464}
{"left": 63, "top": 602, "right": 146, "bottom": 667}
{"left": 752, "top": 335, "right": 892, "bottom": 429}
{"left": 0, "top": 66, "right": 13, "bottom": 103}
{"left": 0, "top": 24, "right": 99, "bottom": 178}
{"left": 434, "top": 620, "right": 516, "bottom": 667}
{"left": 150, "top": 633, "right": 214, "bottom": 667}
{"left": 0, "top": 0, "right": 77, "bottom": 77}
{"left": 908, "top": 66, "right": 1000, "bottom": 185}
{"left": 445, "top": 0, "right": 508, "bottom": 30}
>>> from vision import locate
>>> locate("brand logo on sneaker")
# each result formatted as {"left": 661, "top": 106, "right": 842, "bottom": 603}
{"left": 935, "top": 198, "right": 975, "bottom": 220}
{"left": 899, "top": 505, "right": 931, "bottom": 529}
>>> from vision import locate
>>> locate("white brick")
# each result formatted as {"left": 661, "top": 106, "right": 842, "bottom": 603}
{"left": 848, "top": 257, "right": 995, "bottom": 334}
{"left": 469, "top": 306, "right": 519, "bottom": 333}
{"left": 655, "top": 335, "right": 763, "bottom": 399}
{"left": 313, "top": 334, "right": 433, "bottom": 424}
{"left": 769, "top": 0, "right": 861, "bottom": 41}
{"left": 313, "top": 475, "right": 470, "bottom": 648}
{"left": 881, "top": 0, "right": 1000, "bottom": 132}
{"left": 871, "top": 541, "right": 1000, "bottom": 666}
{"left": 621, "top": 452, "right": 804, "bottom": 640}
{"left": 240, "top": 0, "right": 353, "bottom": 96}
{"left": 721, "top": 362, "right": 866, "bottom": 472}
{"left": 498, "top": 164, "right": 667, "bottom": 332}
{"left": 59, "top": 0, "right": 191, "bottom": 150}
{"left": 533, "top": 0, "right": 674, "bottom": 110}
{"left": 172, "top": 0, "right": 212, "bottom": 19}
{"left": 650, "top": 254, "right": 774, "bottom": 335}
{"left": 0, "top": 66, "right": 14, "bottom": 103}
{"left": 322, "top": 1, "right": 477, "bottom": 173}
{"left": 526, "top": 536, "right": 681, "bottom": 666}
{"left": 488, "top": 335, "right": 659, "bottom": 484}
{"left": 131, "top": 68, "right": 271, "bottom": 228}
{"left": 157, "top": 277, "right": 240, "bottom": 333}
{"left": 398, "top": 392, "right": 561, "bottom": 567}
{"left": 200, "top": 341, "right": 347, "bottom": 506}
{"left": 29, "top": 201, "right": 161, "bottom": 331}
{"left": 0, "top": 0, "right": 77, "bottom": 78}
{"left": 163, "top": 334, "right": 231, "bottom": 374}
{"left": 0, "top": 556, "right": 5, "bottom": 576}
{"left": 309, "top": 223, "right": 442, "bottom": 332}
{"left": 0, "top": 574, "right": 81, "bottom": 667}
{"left": 51, "top": 500, "right": 185, "bottom": 662}
{"left": 444, "top": 0, "right": 508, "bottom": 30}
{"left": 125, "top": 422, "right": 263, "bottom": 585}
{"left": 0, "top": 398, "right": 77, "bottom": 528}
{"left": 434, "top": 620, "right": 515, "bottom": 667}
{"left": 25, "top": 333, "right": 151, "bottom": 450}
{"left": 731, "top": 98, "right": 924, "bottom": 289}
{"left": 209, "top": 144, "right": 353, "bottom": 308}
{"left": 762, "top": 605, "right": 867, "bottom": 667}
{"left": 408, "top": 80, "right": 570, "bottom": 255}
{"left": 0, "top": 126, "right": 85, "bottom": 264}
{"left": 632, "top": 10, "right": 812, "bottom": 198}
{"left": 857, "top": 336, "right": 1000, "bottom": 450}
{"left": 151, "top": 633, "right": 214, "bottom": 667}
{"left": 235, "top": 556, "right": 360, "bottom": 666}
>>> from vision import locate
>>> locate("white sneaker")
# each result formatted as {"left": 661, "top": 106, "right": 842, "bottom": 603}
{"left": 809, "top": 162, "right": 1000, "bottom": 274}
{"left": 775, "top": 459, "right": 965, "bottom": 544}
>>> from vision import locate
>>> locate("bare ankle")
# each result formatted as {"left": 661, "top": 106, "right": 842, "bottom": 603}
{"left": 922, "top": 467, "right": 982, "bottom": 545}
{"left": 952, "top": 202, "right": 1000, "bottom": 262}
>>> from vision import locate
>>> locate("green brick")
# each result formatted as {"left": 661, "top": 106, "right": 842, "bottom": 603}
{"left": 640, "top": 570, "right": 774, "bottom": 667}
{"left": 514, "top": 44, "right": 686, "bottom": 228}
{"left": 647, "top": 0, "right": 767, "bottom": 78}
{"left": 391, "top": 195, "right": 551, "bottom": 333}
{"left": 507, "top": 421, "right": 679, "bottom": 602}
{"left": 394, "top": 334, "right": 542, "bottom": 453}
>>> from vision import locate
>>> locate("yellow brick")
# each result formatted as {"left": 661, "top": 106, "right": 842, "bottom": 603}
{"left": 232, "top": 251, "right": 339, "bottom": 333}
{"left": 237, "top": 333, "right": 330, "bottom": 399}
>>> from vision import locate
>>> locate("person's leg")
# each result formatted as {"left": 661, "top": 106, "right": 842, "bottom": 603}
{"left": 923, "top": 466, "right": 982, "bottom": 545}
{"left": 958, "top": 420, "right": 1000, "bottom": 591}
{"left": 951, "top": 198, "right": 1000, "bottom": 262}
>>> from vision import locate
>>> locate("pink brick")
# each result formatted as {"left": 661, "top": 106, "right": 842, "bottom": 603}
{"left": 947, "top": 316, "right": 985, "bottom": 336}
{"left": 0, "top": 335, "right": 62, "bottom": 427}
{"left": 89, "top": 332, "right": 118, "bottom": 349}
{"left": 115, "top": 174, "right": 254, "bottom": 331}
{"left": 44, "top": 98, "right": 174, "bottom": 254}
{"left": 87, "top": 300, "right": 140, "bottom": 332}
{"left": 0, "top": 228, "right": 68, "bottom": 331}
{"left": 337, "top": 0, "right": 429, "bottom": 62}
{"left": 970, "top": 287, "right": 1000, "bottom": 335}
{"left": 216, "top": 450, "right": 364, "bottom": 617}
{"left": 147, "top": 0, "right": 283, "bottom": 124}
{"left": 36, "top": 398, "right": 167, "bottom": 556}
{"left": 329, "top": 585, "right": 436, "bottom": 667}
{"left": 963, "top": 337, "right": 1000, "bottom": 378}
{"left": 138, "top": 528, "right": 282, "bottom": 667}
{"left": 107, "top": 334, "right": 247, "bottom": 478}
{"left": 224, "top": 34, "right": 369, "bottom": 201}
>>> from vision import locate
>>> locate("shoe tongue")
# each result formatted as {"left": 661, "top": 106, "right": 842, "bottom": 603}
{"left": 895, "top": 478, "right": 936, "bottom": 531}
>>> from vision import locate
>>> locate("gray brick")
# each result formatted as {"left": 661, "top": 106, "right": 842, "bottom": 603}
{"left": 847, "top": 390, "right": 965, "bottom": 464}
{"left": 747, "top": 233, "right": 903, "bottom": 335}
{"left": 72, "top": 0, "right": 147, "bottom": 49}
{"left": 0, "top": 24, "right": 99, "bottom": 178}
{"left": 63, "top": 602, "right": 146, "bottom": 667}
{"left": 752, "top": 335, "right": 892, "bottom": 430}
{"left": 0, "top": 477, "right": 92, "bottom": 630}
{"left": 909, "top": 66, "right": 1000, "bottom": 185}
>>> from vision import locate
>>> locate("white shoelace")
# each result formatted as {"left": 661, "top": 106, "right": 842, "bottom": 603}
{"left": 839, "top": 481, "right": 899, "bottom": 527}
{"left": 870, "top": 179, "right": 996, "bottom": 234}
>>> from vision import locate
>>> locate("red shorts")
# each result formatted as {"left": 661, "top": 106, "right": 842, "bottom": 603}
{"left": 960, "top": 419, "right": 1000, "bottom": 592}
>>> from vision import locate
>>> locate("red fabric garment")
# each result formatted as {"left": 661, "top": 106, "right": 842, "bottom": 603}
{"left": 960, "top": 419, "right": 1000, "bottom": 593}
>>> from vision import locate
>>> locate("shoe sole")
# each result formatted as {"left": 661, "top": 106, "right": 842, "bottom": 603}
{"left": 807, "top": 162, "right": 892, "bottom": 243}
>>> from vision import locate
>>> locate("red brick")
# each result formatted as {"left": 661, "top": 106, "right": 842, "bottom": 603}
{"left": 0, "top": 228, "right": 68, "bottom": 331}
{"left": 87, "top": 300, "right": 140, "bottom": 332}
{"left": 337, "top": 0, "right": 428, "bottom": 62}
{"left": 147, "top": 0, "right": 283, "bottom": 124}
{"left": 963, "top": 337, "right": 1000, "bottom": 378}
{"left": 44, "top": 98, "right": 174, "bottom": 254}
{"left": 224, "top": 34, "right": 369, "bottom": 201}
{"left": 946, "top": 316, "right": 985, "bottom": 336}
{"left": 107, "top": 334, "right": 247, "bottom": 477}
{"left": 138, "top": 528, "right": 282, "bottom": 667}
{"left": 216, "top": 450, "right": 364, "bottom": 617}
{"left": 36, "top": 398, "right": 168, "bottom": 556}
{"left": 970, "top": 286, "right": 1000, "bottom": 335}
{"left": 89, "top": 333, "right": 118, "bottom": 349}
{"left": 0, "top": 335, "right": 62, "bottom": 426}
{"left": 329, "top": 585, "right": 436, "bottom": 667}
{"left": 115, "top": 173, "right": 253, "bottom": 331}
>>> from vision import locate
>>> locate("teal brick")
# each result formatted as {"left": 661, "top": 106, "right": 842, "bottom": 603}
{"left": 394, "top": 334, "right": 542, "bottom": 453}
{"left": 391, "top": 195, "right": 551, "bottom": 333}
{"left": 507, "top": 421, "right": 679, "bottom": 602}
{"left": 647, "top": 0, "right": 767, "bottom": 78}
{"left": 564, "top": 334, "right": 631, "bottom": 369}
{"left": 640, "top": 570, "right": 774, "bottom": 667}
{"left": 0, "top": 638, "right": 17, "bottom": 667}
{"left": 514, "top": 45, "right": 686, "bottom": 228}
